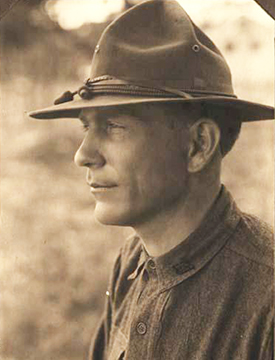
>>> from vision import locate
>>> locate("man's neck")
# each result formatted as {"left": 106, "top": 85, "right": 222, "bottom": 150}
{"left": 133, "top": 180, "right": 222, "bottom": 257}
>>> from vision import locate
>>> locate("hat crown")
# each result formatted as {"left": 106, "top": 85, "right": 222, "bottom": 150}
{"left": 28, "top": 0, "right": 274, "bottom": 122}
{"left": 90, "top": 0, "right": 234, "bottom": 95}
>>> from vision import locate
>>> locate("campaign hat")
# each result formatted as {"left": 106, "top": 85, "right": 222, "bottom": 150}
{"left": 29, "top": 0, "right": 274, "bottom": 121}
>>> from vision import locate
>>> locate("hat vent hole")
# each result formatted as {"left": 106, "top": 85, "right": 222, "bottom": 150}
{"left": 192, "top": 44, "right": 200, "bottom": 52}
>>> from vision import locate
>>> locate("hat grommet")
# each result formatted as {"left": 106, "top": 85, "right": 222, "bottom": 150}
{"left": 192, "top": 44, "right": 200, "bottom": 53}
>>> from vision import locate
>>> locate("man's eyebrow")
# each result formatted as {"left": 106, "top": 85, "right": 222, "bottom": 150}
{"left": 79, "top": 110, "right": 113, "bottom": 122}
{"left": 79, "top": 108, "right": 143, "bottom": 123}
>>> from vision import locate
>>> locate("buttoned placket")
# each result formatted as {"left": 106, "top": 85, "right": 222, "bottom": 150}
{"left": 123, "top": 228, "right": 230, "bottom": 360}
{"left": 125, "top": 258, "right": 176, "bottom": 360}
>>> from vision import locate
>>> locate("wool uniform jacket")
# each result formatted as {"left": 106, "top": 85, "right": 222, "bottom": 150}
{"left": 89, "top": 186, "right": 274, "bottom": 360}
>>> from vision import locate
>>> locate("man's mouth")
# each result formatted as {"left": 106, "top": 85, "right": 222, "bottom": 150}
{"left": 89, "top": 182, "right": 118, "bottom": 192}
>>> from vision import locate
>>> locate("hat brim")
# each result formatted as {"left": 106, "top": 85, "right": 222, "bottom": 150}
{"left": 28, "top": 94, "right": 274, "bottom": 122}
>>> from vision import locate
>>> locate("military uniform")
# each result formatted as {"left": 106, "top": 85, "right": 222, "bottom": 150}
{"left": 90, "top": 187, "right": 273, "bottom": 359}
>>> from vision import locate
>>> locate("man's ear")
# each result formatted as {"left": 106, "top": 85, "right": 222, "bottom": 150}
{"left": 188, "top": 118, "right": 221, "bottom": 173}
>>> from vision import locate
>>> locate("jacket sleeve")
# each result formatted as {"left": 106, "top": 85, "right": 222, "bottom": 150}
{"left": 88, "top": 251, "right": 122, "bottom": 360}
{"left": 266, "top": 325, "right": 274, "bottom": 360}
{"left": 88, "top": 315, "right": 107, "bottom": 360}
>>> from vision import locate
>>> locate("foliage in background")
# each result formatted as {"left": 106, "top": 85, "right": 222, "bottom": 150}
{"left": 0, "top": 1, "right": 273, "bottom": 360}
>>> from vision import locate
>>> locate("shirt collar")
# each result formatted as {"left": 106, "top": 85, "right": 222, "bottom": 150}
{"left": 129, "top": 185, "right": 242, "bottom": 290}
{"left": 127, "top": 244, "right": 148, "bottom": 280}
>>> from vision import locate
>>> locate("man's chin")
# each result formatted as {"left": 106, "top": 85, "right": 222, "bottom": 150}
{"left": 93, "top": 203, "right": 134, "bottom": 227}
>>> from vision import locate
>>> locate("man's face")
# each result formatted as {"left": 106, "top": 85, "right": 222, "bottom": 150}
{"left": 74, "top": 104, "right": 191, "bottom": 227}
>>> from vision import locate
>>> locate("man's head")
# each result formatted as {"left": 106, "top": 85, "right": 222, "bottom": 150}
{"left": 28, "top": 0, "right": 272, "bottom": 226}
{"left": 74, "top": 102, "right": 229, "bottom": 227}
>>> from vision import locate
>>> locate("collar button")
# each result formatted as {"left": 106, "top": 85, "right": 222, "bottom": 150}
{"left": 148, "top": 259, "right": 156, "bottom": 270}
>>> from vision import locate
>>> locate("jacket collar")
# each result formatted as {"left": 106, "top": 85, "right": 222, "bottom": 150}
{"left": 128, "top": 185, "right": 242, "bottom": 291}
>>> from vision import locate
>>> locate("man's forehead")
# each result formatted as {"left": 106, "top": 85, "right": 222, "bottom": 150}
{"left": 79, "top": 103, "right": 195, "bottom": 123}
{"left": 79, "top": 104, "right": 152, "bottom": 122}
{"left": 79, "top": 107, "right": 127, "bottom": 123}
{"left": 79, "top": 107, "right": 117, "bottom": 120}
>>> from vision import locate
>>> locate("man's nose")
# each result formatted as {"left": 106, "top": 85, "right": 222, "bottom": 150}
{"left": 74, "top": 135, "right": 105, "bottom": 168}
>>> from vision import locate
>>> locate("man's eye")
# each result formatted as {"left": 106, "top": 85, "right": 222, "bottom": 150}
{"left": 80, "top": 121, "right": 125, "bottom": 133}
{"left": 106, "top": 121, "right": 125, "bottom": 130}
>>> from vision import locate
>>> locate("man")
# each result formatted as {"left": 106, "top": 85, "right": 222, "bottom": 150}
{"left": 29, "top": 1, "right": 274, "bottom": 359}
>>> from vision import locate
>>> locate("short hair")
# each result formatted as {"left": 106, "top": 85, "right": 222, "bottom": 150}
{"left": 160, "top": 102, "right": 242, "bottom": 157}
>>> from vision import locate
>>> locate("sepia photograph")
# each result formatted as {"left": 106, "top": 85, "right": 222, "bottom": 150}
{"left": 1, "top": 0, "right": 274, "bottom": 359}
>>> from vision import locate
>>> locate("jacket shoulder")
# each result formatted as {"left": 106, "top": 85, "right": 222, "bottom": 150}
{"left": 226, "top": 212, "right": 274, "bottom": 269}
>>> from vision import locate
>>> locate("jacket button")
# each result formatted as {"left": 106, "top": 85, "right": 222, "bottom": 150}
{"left": 148, "top": 259, "right": 156, "bottom": 270}
{"left": 136, "top": 322, "right": 147, "bottom": 335}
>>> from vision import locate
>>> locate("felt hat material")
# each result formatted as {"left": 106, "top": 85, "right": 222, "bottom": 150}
{"left": 29, "top": 0, "right": 274, "bottom": 121}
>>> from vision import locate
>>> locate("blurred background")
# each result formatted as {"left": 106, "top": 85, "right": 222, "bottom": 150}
{"left": 0, "top": 0, "right": 274, "bottom": 359}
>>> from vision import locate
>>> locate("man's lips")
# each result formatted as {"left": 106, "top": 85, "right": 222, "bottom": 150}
{"left": 88, "top": 182, "right": 118, "bottom": 192}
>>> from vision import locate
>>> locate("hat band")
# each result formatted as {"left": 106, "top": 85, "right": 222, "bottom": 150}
{"left": 54, "top": 77, "right": 238, "bottom": 105}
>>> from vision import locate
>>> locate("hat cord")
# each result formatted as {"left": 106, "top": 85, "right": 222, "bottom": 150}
{"left": 54, "top": 78, "right": 238, "bottom": 106}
